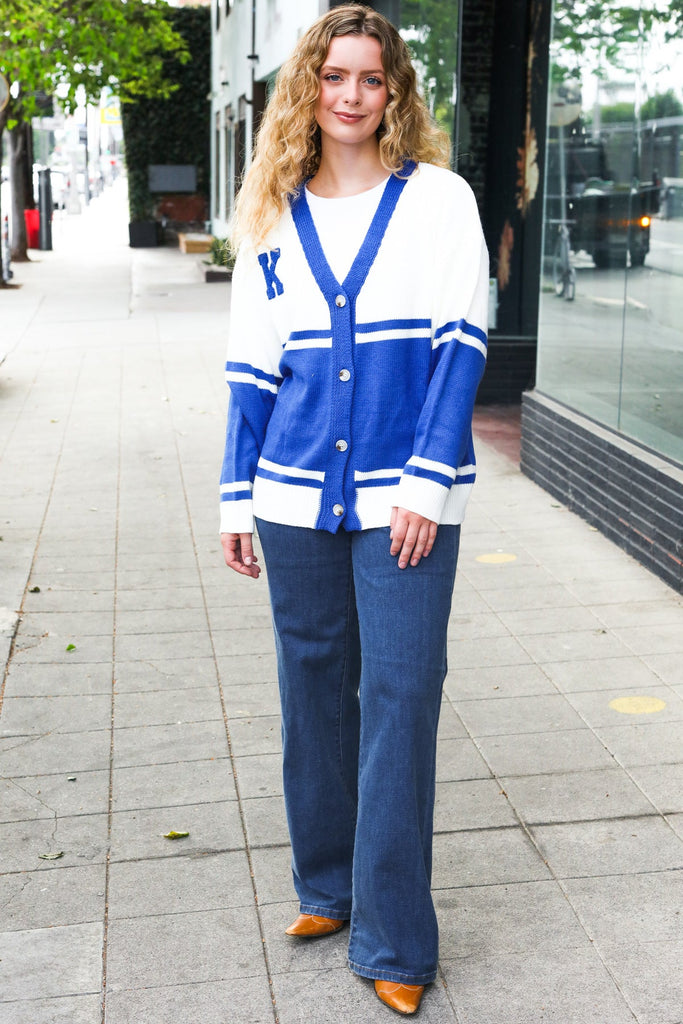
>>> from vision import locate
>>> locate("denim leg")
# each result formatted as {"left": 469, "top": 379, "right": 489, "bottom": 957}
{"left": 347, "top": 525, "right": 460, "bottom": 985}
{"left": 255, "top": 519, "right": 360, "bottom": 919}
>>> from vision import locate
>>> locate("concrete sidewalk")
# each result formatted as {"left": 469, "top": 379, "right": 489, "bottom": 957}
{"left": 0, "top": 183, "right": 681, "bottom": 1024}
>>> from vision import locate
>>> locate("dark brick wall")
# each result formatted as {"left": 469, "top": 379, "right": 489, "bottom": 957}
{"left": 521, "top": 392, "right": 683, "bottom": 592}
{"left": 458, "top": 0, "right": 495, "bottom": 211}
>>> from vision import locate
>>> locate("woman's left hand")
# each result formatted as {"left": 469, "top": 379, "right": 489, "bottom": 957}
{"left": 390, "top": 507, "right": 438, "bottom": 569}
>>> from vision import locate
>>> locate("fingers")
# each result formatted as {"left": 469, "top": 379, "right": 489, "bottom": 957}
{"left": 390, "top": 508, "right": 438, "bottom": 569}
{"left": 221, "top": 532, "right": 261, "bottom": 578}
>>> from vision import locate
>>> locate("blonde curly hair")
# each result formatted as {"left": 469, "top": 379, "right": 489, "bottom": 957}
{"left": 232, "top": 3, "right": 451, "bottom": 247}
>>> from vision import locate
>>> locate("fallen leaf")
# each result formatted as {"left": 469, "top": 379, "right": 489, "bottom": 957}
{"left": 67, "top": 776, "right": 77, "bottom": 782}
{"left": 29, "top": 586, "right": 41, "bottom": 593}
{"left": 163, "top": 830, "right": 190, "bottom": 840}
{"left": 39, "top": 851, "right": 64, "bottom": 860}
{"left": 65, "top": 643, "right": 76, "bottom": 652}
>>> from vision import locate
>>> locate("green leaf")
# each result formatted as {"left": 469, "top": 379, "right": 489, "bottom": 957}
{"left": 29, "top": 586, "right": 41, "bottom": 593}
{"left": 65, "top": 643, "right": 76, "bottom": 652}
{"left": 39, "top": 851, "right": 64, "bottom": 860}
{"left": 163, "top": 830, "right": 190, "bottom": 840}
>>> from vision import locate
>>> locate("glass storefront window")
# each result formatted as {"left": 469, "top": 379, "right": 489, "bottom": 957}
{"left": 537, "top": 0, "right": 683, "bottom": 465}
{"left": 399, "top": 0, "right": 460, "bottom": 156}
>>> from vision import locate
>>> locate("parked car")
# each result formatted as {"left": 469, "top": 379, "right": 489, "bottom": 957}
{"left": 567, "top": 178, "right": 659, "bottom": 268}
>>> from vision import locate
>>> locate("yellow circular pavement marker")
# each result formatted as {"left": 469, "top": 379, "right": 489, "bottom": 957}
{"left": 608, "top": 695, "right": 666, "bottom": 715}
{"left": 475, "top": 552, "right": 518, "bottom": 564}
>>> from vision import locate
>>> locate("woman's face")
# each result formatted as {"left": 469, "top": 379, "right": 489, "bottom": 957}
{"left": 314, "top": 34, "right": 389, "bottom": 151}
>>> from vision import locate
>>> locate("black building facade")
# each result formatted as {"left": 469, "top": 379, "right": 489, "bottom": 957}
{"left": 367, "top": 0, "right": 682, "bottom": 591}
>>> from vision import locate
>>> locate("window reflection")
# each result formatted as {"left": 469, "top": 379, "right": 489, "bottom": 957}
{"left": 400, "top": 0, "right": 459, "bottom": 153}
{"left": 538, "top": 0, "right": 683, "bottom": 464}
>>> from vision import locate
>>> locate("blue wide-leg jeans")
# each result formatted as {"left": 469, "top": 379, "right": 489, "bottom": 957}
{"left": 255, "top": 520, "right": 460, "bottom": 985}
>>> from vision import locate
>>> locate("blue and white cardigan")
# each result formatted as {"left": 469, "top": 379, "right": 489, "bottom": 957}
{"left": 220, "top": 162, "right": 489, "bottom": 535}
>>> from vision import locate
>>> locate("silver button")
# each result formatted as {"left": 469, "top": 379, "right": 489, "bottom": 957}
{"left": 333, "top": 504, "right": 344, "bottom": 516}
{"left": 338, "top": 368, "right": 350, "bottom": 382}
{"left": 335, "top": 294, "right": 346, "bottom": 307}
{"left": 335, "top": 439, "right": 348, "bottom": 452}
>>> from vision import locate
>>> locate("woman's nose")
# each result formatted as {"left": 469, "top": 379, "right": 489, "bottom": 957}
{"left": 343, "top": 80, "right": 361, "bottom": 105}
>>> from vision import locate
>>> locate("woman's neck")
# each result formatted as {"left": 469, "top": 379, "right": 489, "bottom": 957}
{"left": 308, "top": 139, "right": 388, "bottom": 198}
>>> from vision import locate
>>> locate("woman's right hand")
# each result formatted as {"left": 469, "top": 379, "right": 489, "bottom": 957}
{"left": 221, "top": 532, "right": 261, "bottom": 579}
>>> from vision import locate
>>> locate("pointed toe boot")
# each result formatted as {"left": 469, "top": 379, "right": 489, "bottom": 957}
{"left": 374, "top": 980, "right": 425, "bottom": 1015}
{"left": 284, "top": 913, "right": 345, "bottom": 938}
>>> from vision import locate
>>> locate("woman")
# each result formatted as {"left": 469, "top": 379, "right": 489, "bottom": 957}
{"left": 220, "top": 5, "right": 488, "bottom": 1015}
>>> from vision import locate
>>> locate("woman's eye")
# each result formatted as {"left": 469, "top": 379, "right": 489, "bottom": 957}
{"left": 324, "top": 73, "right": 343, "bottom": 82}
{"left": 365, "top": 76, "right": 383, "bottom": 86}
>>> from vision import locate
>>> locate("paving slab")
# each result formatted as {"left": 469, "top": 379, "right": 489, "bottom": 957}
{"left": 445, "top": 661, "right": 556, "bottom": 700}
{"left": 2, "top": 660, "right": 112, "bottom": 697}
{"left": 111, "top": 758, "right": 236, "bottom": 812}
{"left": 112, "top": 718, "right": 229, "bottom": 768}
{"left": 441, "top": 945, "right": 636, "bottom": 1024}
{"left": 0, "top": 694, "right": 112, "bottom": 736}
{"left": 242, "top": 795, "right": 290, "bottom": 848}
{"left": 228, "top": 714, "right": 282, "bottom": 757}
{"left": 105, "top": 908, "right": 265, "bottom": 991}
{"left": 500, "top": 767, "right": 656, "bottom": 824}
{"left": 435, "top": 879, "right": 589, "bottom": 957}
{"left": 107, "top": 849, "right": 254, "bottom": 918}
{"left": 104, "top": 978, "right": 275, "bottom": 1024}
{"left": 0, "top": 863, "right": 105, "bottom": 930}
{"left": 541, "top": 654, "right": 670, "bottom": 692}
{"left": 434, "top": 779, "right": 518, "bottom": 832}
{"left": 108, "top": 800, "right": 245, "bottom": 862}
{"left": 271, "top": 968, "right": 458, "bottom": 1024}
{"left": 1, "top": 769, "right": 110, "bottom": 821}
{"left": 0, "top": 921, "right": 103, "bottom": 1002}
{"left": 530, "top": 816, "right": 683, "bottom": 877}
{"left": 2, "top": 994, "right": 103, "bottom": 1024}
{"left": 431, "top": 828, "right": 551, "bottom": 888}
{"left": 453, "top": 692, "right": 585, "bottom": 737}
{"left": 113, "top": 655, "right": 218, "bottom": 692}
{"left": 593, "top": 720, "right": 683, "bottom": 766}
{"left": 0, "top": 813, "right": 109, "bottom": 873}
{"left": 474, "top": 727, "right": 617, "bottom": 777}
{"left": 435, "top": 736, "right": 492, "bottom": 781}
{"left": 112, "top": 686, "right": 224, "bottom": 729}
{"left": 0, "top": 729, "right": 111, "bottom": 776}
{"left": 561, "top": 870, "right": 683, "bottom": 943}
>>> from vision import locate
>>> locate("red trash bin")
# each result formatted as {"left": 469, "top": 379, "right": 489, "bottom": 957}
{"left": 24, "top": 208, "right": 40, "bottom": 248}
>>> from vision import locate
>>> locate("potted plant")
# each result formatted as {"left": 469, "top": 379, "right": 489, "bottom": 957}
{"left": 204, "top": 236, "right": 236, "bottom": 282}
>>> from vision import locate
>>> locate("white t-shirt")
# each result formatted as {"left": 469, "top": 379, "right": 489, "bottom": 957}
{"left": 305, "top": 177, "right": 389, "bottom": 283}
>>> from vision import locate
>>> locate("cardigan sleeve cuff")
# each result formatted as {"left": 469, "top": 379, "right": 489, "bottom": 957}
{"left": 395, "top": 474, "right": 449, "bottom": 524}
{"left": 219, "top": 498, "right": 255, "bottom": 535}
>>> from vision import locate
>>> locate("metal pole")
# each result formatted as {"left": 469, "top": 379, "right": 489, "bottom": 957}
{"left": 38, "top": 168, "right": 53, "bottom": 250}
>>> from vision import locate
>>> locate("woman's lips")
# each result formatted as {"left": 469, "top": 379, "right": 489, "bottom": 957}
{"left": 334, "top": 112, "right": 364, "bottom": 123}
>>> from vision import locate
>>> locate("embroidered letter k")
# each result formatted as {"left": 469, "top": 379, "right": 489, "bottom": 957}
{"left": 257, "top": 249, "right": 284, "bottom": 300}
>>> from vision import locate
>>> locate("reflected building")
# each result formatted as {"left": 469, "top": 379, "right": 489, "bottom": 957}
{"left": 210, "top": 0, "right": 682, "bottom": 591}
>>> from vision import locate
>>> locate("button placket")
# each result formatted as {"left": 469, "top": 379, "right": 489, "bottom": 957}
{"left": 323, "top": 290, "right": 354, "bottom": 528}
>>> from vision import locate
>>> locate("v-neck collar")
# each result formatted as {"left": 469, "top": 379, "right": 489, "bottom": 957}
{"left": 290, "top": 161, "right": 415, "bottom": 305}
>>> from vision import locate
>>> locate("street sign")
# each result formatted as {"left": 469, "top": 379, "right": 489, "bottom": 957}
{"left": 101, "top": 101, "right": 121, "bottom": 126}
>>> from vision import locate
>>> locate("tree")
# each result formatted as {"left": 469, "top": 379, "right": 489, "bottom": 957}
{"left": 641, "top": 89, "right": 683, "bottom": 120}
{"left": 400, "top": 0, "right": 459, "bottom": 140}
{"left": 0, "top": 0, "right": 188, "bottom": 264}
{"left": 551, "top": 1, "right": 683, "bottom": 82}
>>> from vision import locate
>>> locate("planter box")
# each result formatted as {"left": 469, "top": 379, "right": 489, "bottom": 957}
{"left": 178, "top": 232, "right": 212, "bottom": 254}
{"left": 204, "top": 264, "right": 233, "bottom": 283}
{"left": 129, "top": 221, "right": 160, "bottom": 248}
